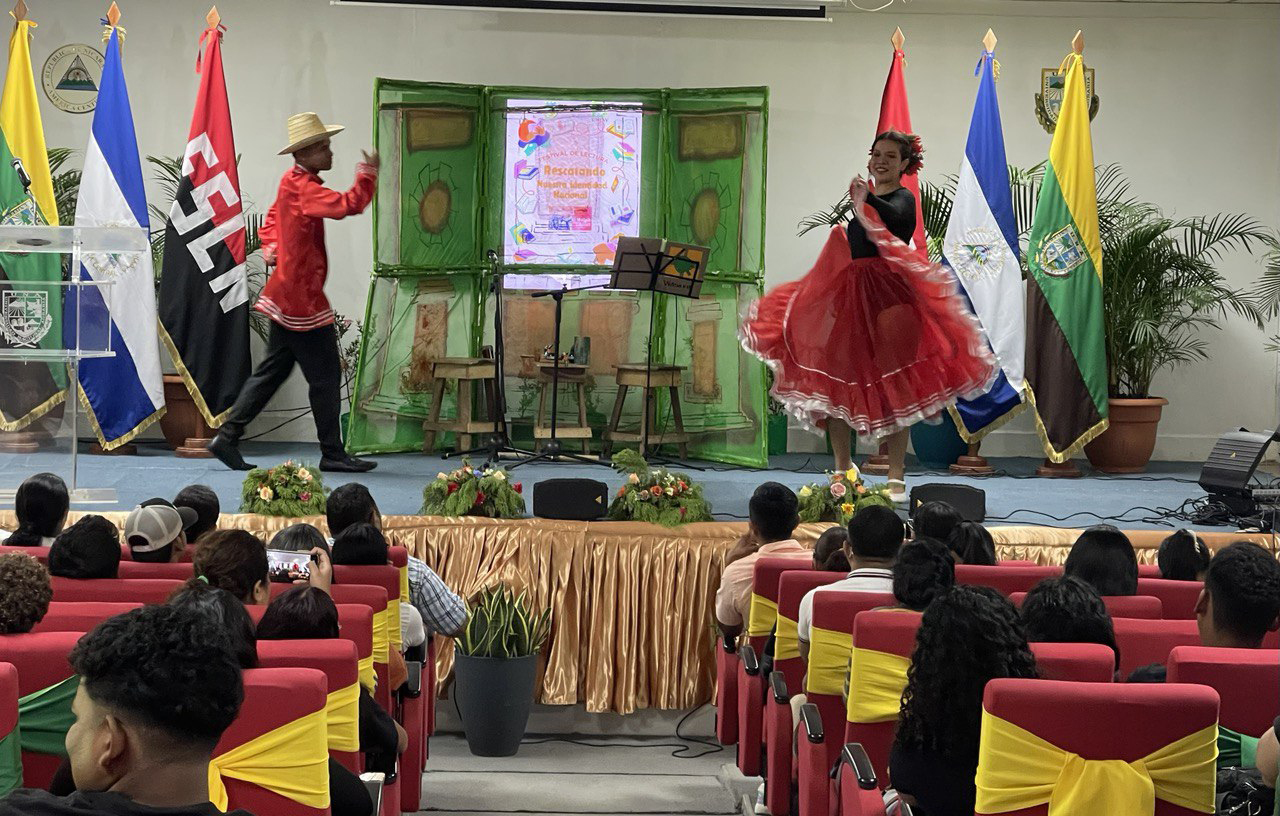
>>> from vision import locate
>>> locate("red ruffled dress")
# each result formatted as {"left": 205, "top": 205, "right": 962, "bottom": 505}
{"left": 741, "top": 187, "right": 996, "bottom": 439}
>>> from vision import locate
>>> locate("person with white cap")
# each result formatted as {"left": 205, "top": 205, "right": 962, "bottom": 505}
{"left": 124, "top": 498, "right": 200, "bottom": 564}
{"left": 208, "top": 112, "right": 379, "bottom": 473}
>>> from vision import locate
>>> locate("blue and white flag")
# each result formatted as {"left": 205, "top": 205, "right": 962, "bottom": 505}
{"left": 942, "top": 48, "right": 1026, "bottom": 441}
{"left": 69, "top": 26, "right": 164, "bottom": 449}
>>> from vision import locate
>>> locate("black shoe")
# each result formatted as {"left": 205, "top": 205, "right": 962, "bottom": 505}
{"left": 208, "top": 434, "right": 255, "bottom": 471}
{"left": 320, "top": 455, "right": 377, "bottom": 473}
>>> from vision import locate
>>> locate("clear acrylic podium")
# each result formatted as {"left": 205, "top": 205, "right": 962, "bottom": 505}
{"left": 0, "top": 225, "right": 149, "bottom": 504}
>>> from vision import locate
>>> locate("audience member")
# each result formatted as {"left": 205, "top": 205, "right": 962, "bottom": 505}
{"left": 0, "top": 553, "right": 51, "bottom": 633}
{"left": 125, "top": 499, "right": 199, "bottom": 564}
{"left": 891, "top": 536, "right": 955, "bottom": 611}
{"left": 714, "top": 482, "right": 807, "bottom": 640}
{"left": 327, "top": 483, "right": 466, "bottom": 638}
{"left": 193, "top": 530, "right": 271, "bottom": 605}
{"left": 1020, "top": 576, "right": 1119, "bottom": 671}
{"left": 796, "top": 504, "right": 903, "bottom": 655}
{"left": 912, "top": 500, "right": 962, "bottom": 543}
{"left": 947, "top": 521, "right": 997, "bottom": 566}
{"left": 0, "top": 605, "right": 251, "bottom": 816}
{"left": 1257, "top": 722, "right": 1279, "bottom": 797}
{"left": 172, "top": 485, "right": 220, "bottom": 544}
{"left": 257, "top": 587, "right": 408, "bottom": 775}
{"left": 1064, "top": 524, "right": 1138, "bottom": 596}
{"left": 47, "top": 515, "right": 120, "bottom": 580}
{"left": 811, "top": 527, "right": 852, "bottom": 573}
{"left": 168, "top": 582, "right": 261, "bottom": 670}
{"left": 326, "top": 522, "right": 426, "bottom": 649}
{"left": 1196, "top": 541, "right": 1280, "bottom": 649}
{"left": 2, "top": 472, "right": 69, "bottom": 547}
{"left": 1157, "top": 529, "right": 1210, "bottom": 582}
{"left": 271, "top": 522, "right": 330, "bottom": 555}
{"left": 889, "top": 586, "right": 1038, "bottom": 816}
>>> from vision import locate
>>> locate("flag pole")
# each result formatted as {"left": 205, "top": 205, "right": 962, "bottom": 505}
{"left": 861, "top": 25, "right": 907, "bottom": 478}
{"left": 1034, "top": 29, "right": 1088, "bottom": 480}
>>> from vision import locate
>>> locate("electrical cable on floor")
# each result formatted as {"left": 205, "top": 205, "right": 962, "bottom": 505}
{"left": 520, "top": 704, "right": 723, "bottom": 759}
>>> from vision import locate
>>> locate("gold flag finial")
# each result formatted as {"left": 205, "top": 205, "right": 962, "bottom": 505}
{"left": 890, "top": 26, "right": 904, "bottom": 50}
{"left": 12, "top": 0, "right": 27, "bottom": 22}
{"left": 1072, "top": 30, "right": 1084, "bottom": 54}
{"left": 106, "top": 1, "right": 120, "bottom": 26}
{"left": 206, "top": 5, "right": 220, "bottom": 28}
{"left": 983, "top": 28, "right": 997, "bottom": 52}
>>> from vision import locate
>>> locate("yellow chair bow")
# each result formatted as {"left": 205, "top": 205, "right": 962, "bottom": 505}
{"left": 748, "top": 593, "right": 778, "bottom": 638}
{"left": 775, "top": 612, "right": 801, "bottom": 662}
{"left": 806, "top": 626, "right": 852, "bottom": 696}
{"left": 325, "top": 682, "right": 360, "bottom": 753}
{"left": 846, "top": 647, "right": 910, "bottom": 724}
{"left": 975, "top": 709, "right": 1217, "bottom": 816}
{"left": 208, "top": 707, "right": 330, "bottom": 812}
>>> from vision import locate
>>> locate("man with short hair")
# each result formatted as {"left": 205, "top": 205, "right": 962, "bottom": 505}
{"left": 125, "top": 499, "right": 199, "bottom": 564}
{"left": 327, "top": 483, "right": 466, "bottom": 638}
{"left": 0, "top": 605, "right": 251, "bottom": 815}
{"left": 172, "top": 485, "right": 220, "bottom": 543}
{"left": 1196, "top": 540, "right": 1280, "bottom": 648}
{"left": 797, "top": 504, "right": 904, "bottom": 658}
{"left": 714, "top": 482, "right": 808, "bottom": 641}
{"left": 48, "top": 516, "right": 121, "bottom": 580}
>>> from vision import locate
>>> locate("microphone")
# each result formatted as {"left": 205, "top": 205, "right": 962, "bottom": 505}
{"left": 11, "top": 158, "right": 31, "bottom": 192}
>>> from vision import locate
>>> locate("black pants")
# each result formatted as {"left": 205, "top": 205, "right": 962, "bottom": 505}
{"left": 221, "top": 322, "right": 344, "bottom": 460}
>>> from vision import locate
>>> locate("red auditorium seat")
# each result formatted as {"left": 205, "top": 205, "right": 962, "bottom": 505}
{"left": 32, "top": 602, "right": 140, "bottom": 633}
{"left": 793, "top": 591, "right": 894, "bottom": 816}
{"left": 246, "top": 604, "right": 376, "bottom": 697}
{"left": 0, "top": 546, "right": 48, "bottom": 562}
{"left": 212, "top": 667, "right": 330, "bottom": 816}
{"left": 1028, "top": 642, "right": 1115, "bottom": 682}
{"left": 50, "top": 576, "right": 181, "bottom": 604}
{"left": 1112, "top": 618, "right": 1201, "bottom": 678}
{"left": 0, "top": 662, "right": 18, "bottom": 798}
{"left": 840, "top": 609, "right": 921, "bottom": 788}
{"left": 954, "top": 564, "right": 1061, "bottom": 596}
{"left": 1138, "top": 563, "right": 1162, "bottom": 578}
{"left": 1010, "top": 591, "right": 1164, "bottom": 619}
{"left": 1136, "top": 577, "right": 1203, "bottom": 620}
{"left": 0, "top": 631, "right": 81, "bottom": 788}
{"left": 1167, "top": 645, "right": 1280, "bottom": 739}
{"left": 976, "top": 678, "right": 1219, "bottom": 816}
{"left": 256, "top": 640, "right": 362, "bottom": 773}
{"left": 117, "top": 560, "right": 192, "bottom": 580}
{"left": 835, "top": 743, "right": 917, "bottom": 816}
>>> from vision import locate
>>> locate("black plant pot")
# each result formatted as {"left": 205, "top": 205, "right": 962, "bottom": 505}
{"left": 453, "top": 653, "right": 538, "bottom": 757}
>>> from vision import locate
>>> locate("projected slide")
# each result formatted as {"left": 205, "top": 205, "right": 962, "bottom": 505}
{"left": 503, "top": 100, "right": 643, "bottom": 272}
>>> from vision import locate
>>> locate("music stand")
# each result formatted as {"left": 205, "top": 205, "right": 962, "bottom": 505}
{"left": 608, "top": 237, "right": 709, "bottom": 467}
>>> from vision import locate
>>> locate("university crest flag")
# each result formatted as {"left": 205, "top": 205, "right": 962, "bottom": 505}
{"left": 943, "top": 44, "right": 1026, "bottom": 441}
{"left": 1024, "top": 49, "right": 1108, "bottom": 462}
{"left": 0, "top": 10, "right": 65, "bottom": 429}
{"left": 68, "top": 21, "right": 165, "bottom": 448}
{"left": 158, "top": 16, "right": 250, "bottom": 426}
{"left": 875, "top": 36, "right": 927, "bottom": 260}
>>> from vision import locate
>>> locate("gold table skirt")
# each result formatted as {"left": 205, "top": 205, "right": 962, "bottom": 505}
{"left": 5, "top": 510, "right": 1273, "bottom": 715}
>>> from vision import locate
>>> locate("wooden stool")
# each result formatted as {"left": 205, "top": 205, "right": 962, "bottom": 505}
{"left": 422, "top": 357, "right": 498, "bottom": 453}
{"left": 534, "top": 362, "right": 592, "bottom": 453}
{"left": 603, "top": 363, "right": 688, "bottom": 458}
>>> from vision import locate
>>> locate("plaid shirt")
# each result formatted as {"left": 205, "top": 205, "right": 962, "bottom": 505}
{"left": 407, "top": 555, "right": 467, "bottom": 636}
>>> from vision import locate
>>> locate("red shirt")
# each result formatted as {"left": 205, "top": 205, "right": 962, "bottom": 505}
{"left": 255, "top": 162, "right": 377, "bottom": 330}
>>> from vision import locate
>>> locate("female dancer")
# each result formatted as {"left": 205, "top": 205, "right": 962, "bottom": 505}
{"left": 742, "top": 131, "right": 994, "bottom": 502}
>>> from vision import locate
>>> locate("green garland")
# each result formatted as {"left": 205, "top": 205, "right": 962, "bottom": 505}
{"left": 606, "top": 449, "right": 713, "bottom": 527}
{"left": 240, "top": 461, "right": 328, "bottom": 517}
{"left": 796, "top": 465, "right": 893, "bottom": 524}
{"left": 421, "top": 460, "right": 526, "bottom": 518}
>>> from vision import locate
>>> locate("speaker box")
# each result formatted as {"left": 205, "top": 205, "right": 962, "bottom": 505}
{"left": 908, "top": 483, "right": 986, "bottom": 522}
{"left": 533, "top": 478, "right": 609, "bottom": 521}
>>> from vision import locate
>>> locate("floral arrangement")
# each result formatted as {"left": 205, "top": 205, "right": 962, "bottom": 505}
{"left": 606, "top": 449, "right": 713, "bottom": 527}
{"left": 796, "top": 464, "right": 894, "bottom": 524}
{"left": 240, "top": 461, "right": 328, "bottom": 517}
{"left": 421, "top": 460, "right": 525, "bottom": 518}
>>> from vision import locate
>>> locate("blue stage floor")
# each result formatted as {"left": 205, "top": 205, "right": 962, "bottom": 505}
{"left": 0, "top": 441, "right": 1220, "bottom": 531}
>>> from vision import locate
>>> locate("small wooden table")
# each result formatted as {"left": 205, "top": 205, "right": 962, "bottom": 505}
{"left": 534, "top": 362, "right": 593, "bottom": 452}
{"left": 421, "top": 357, "right": 498, "bottom": 454}
{"left": 603, "top": 363, "right": 689, "bottom": 457}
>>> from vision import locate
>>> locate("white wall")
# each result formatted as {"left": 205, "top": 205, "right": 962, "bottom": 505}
{"left": 32, "top": 0, "right": 1280, "bottom": 459}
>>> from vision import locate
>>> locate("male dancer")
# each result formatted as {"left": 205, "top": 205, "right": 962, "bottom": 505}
{"left": 209, "top": 112, "right": 377, "bottom": 472}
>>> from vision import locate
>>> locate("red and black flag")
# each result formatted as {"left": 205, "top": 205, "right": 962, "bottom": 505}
{"left": 158, "top": 10, "right": 250, "bottom": 427}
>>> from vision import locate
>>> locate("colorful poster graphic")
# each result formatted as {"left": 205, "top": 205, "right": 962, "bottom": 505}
{"left": 503, "top": 100, "right": 642, "bottom": 270}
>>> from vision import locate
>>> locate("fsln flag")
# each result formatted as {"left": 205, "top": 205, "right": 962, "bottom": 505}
{"left": 1024, "top": 45, "right": 1108, "bottom": 462}
{"left": 943, "top": 44, "right": 1026, "bottom": 441}
{"left": 875, "top": 34, "right": 928, "bottom": 260}
{"left": 158, "top": 16, "right": 250, "bottom": 427}
{"left": 68, "top": 21, "right": 165, "bottom": 449}
{"left": 0, "top": 10, "right": 65, "bottom": 430}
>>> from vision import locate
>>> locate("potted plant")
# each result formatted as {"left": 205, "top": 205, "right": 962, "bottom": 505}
{"left": 453, "top": 585, "right": 552, "bottom": 757}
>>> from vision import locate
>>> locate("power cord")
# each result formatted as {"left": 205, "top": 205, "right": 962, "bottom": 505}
{"left": 520, "top": 704, "right": 723, "bottom": 759}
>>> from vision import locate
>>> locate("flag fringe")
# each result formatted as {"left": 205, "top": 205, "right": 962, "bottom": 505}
{"left": 946, "top": 397, "right": 1028, "bottom": 445}
{"left": 1023, "top": 382, "right": 1109, "bottom": 464}
{"left": 0, "top": 386, "right": 66, "bottom": 432}
{"left": 75, "top": 383, "right": 165, "bottom": 451}
{"left": 158, "top": 323, "right": 231, "bottom": 429}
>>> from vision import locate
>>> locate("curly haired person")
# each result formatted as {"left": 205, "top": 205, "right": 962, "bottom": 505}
{"left": 0, "top": 552, "right": 52, "bottom": 634}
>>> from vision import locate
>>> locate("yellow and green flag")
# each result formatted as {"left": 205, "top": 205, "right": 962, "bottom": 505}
{"left": 1024, "top": 50, "right": 1108, "bottom": 462}
{"left": 0, "top": 12, "right": 65, "bottom": 430}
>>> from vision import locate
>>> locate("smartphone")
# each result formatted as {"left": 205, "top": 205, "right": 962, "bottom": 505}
{"left": 266, "top": 549, "right": 312, "bottom": 583}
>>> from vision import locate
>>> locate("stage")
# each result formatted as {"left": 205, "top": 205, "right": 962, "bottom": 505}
{"left": 0, "top": 441, "right": 1216, "bottom": 529}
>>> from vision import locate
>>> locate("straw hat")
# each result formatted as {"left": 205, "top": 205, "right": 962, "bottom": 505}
{"left": 279, "top": 112, "right": 344, "bottom": 155}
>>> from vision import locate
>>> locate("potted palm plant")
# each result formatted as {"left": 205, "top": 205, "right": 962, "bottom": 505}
{"left": 453, "top": 585, "right": 551, "bottom": 757}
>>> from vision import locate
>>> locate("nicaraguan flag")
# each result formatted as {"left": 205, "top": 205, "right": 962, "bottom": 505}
{"left": 68, "top": 26, "right": 164, "bottom": 449}
{"left": 942, "top": 47, "right": 1026, "bottom": 442}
